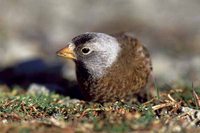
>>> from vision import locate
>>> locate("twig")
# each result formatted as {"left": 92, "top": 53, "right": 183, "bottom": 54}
{"left": 167, "top": 94, "right": 177, "bottom": 102}
{"left": 152, "top": 102, "right": 176, "bottom": 111}
{"left": 192, "top": 83, "right": 200, "bottom": 109}
{"left": 79, "top": 108, "right": 103, "bottom": 118}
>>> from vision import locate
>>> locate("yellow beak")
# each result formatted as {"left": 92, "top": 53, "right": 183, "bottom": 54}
{"left": 56, "top": 45, "right": 77, "bottom": 60}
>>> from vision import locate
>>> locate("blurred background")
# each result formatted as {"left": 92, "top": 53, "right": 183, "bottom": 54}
{"left": 0, "top": 0, "right": 199, "bottom": 97}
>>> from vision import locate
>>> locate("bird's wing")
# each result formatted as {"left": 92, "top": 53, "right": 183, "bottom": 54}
{"left": 113, "top": 32, "right": 152, "bottom": 69}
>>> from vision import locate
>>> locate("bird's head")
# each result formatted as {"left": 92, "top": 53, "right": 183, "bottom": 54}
{"left": 57, "top": 32, "right": 121, "bottom": 78}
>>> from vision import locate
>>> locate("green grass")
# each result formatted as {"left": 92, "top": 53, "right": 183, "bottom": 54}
{"left": 0, "top": 85, "right": 200, "bottom": 133}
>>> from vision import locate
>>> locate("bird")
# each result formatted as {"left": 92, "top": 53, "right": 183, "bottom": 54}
{"left": 57, "top": 32, "right": 153, "bottom": 103}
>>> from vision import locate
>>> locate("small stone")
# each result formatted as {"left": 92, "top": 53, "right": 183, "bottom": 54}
{"left": 27, "top": 83, "right": 50, "bottom": 95}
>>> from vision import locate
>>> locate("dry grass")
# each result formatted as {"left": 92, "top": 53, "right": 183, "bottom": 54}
{"left": 0, "top": 85, "right": 200, "bottom": 133}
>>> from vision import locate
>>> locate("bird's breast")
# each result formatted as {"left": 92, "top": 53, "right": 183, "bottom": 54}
{"left": 76, "top": 68, "right": 149, "bottom": 102}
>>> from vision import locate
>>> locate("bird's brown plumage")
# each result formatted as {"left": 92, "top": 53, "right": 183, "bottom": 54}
{"left": 75, "top": 33, "right": 153, "bottom": 102}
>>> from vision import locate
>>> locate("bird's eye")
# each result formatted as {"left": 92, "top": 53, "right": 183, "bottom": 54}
{"left": 81, "top": 47, "right": 91, "bottom": 55}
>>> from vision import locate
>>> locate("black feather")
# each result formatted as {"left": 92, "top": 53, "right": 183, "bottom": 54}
{"left": 72, "top": 33, "right": 96, "bottom": 46}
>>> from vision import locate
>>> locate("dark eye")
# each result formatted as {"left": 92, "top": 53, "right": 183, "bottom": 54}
{"left": 81, "top": 47, "right": 91, "bottom": 55}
